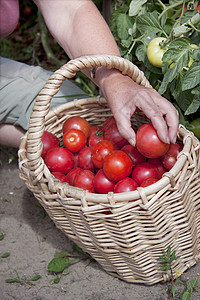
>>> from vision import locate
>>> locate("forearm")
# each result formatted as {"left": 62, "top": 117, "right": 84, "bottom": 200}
{"left": 34, "top": 0, "right": 123, "bottom": 88}
{"left": 34, "top": 1, "right": 119, "bottom": 58}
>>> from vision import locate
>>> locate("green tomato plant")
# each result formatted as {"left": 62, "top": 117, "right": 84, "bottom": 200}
{"left": 110, "top": 0, "right": 200, "bottom": 139}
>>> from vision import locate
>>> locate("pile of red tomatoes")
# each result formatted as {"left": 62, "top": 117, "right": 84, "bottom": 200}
{"left": 41, "top": 116, "right": 183, "bottom": 194}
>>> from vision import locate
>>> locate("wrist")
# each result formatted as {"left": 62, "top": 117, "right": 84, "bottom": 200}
{"left": 92, "top": 66, "right": 124, "bottom": 89}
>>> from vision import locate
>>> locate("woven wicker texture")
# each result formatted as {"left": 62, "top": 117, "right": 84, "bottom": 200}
{"left": 18, "top": 55, "right": 200, "bottom": 285}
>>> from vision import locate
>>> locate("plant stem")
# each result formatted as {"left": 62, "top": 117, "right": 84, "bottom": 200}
{"left": 168, "top": 266, "right": 175, "bottom": 300}
{"left": 156, "top": 0, "right": 167, "bottom": 10}
{"left": 128, "top": 35, "right": 145, "bottom": 55}
{"left": 159, "top": 0, "right": 190, "bottom": 19}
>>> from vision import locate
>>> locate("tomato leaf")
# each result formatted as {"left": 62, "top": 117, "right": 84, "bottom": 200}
{"left": 162, "top": 37, "right": 190, "bottom": 68}
{"left": 136, "top": 12, "right": 166, "bottom": 36}
{"left": 116, "top": 13, "right": 133, "bottom": 40}
{"left": 185, "top": 95, "right": 200, "bottom": 116}
{"left": 182, "top": 62, "right": 200, "bottom": 91}
{"left": 177, "top": 90, "right": 193, "bottom": 112}
{"left": 129, "top": 0, "right": 147, "bottom": 17}
{"left": 158, "top": 66, "right": 178, "bottom": 94}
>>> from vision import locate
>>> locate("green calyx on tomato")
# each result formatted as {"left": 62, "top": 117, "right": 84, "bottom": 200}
{"left": 147, "top": 37, "right": 167, "bottom": 68}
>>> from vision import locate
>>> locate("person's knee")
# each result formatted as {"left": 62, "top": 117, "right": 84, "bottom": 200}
{"left": 0, "top": 124, "right": 25, "bottom": 148}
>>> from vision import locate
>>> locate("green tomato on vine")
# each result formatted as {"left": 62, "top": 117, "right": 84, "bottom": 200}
{"left": 146, "top": 37, "right": 167, "bottom": 68}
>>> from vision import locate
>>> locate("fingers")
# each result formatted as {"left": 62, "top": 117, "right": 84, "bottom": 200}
{"left": 135, "top": 89, "right": 179, "bottom": 144}
{"left": 139, "top": 103, "right": 170, "bottom": 144}
{"left": 163, "top": 105, "right": 179, "bottom": 144}
{"left": 115, "top": 114, "right": 136, "bottom": 146}
{"left": 106, "top": 83, "right": 179, "bottom": 146}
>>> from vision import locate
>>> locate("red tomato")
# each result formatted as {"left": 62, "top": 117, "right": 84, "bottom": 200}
{"left": 197, "top": 2, "right": 200, "bottom": 13}
{"left": 161, "top": 153, "right": 177, "bottom": 171}
{"left": 66, "top": 167, "right": 82, "bottom": 186}
{"left": 148, "top": 158, "right": 167, "bottom": 179}
{"left": 73, "top": 152, "right": 79, "bottom": 168}
{"left": 102, "top": 116, "right": 127, "bottom": 149}
{"left": 103, "top": 150, "right": 133, "bottom": 182}
{"left": 131, "top": 162, "right": 158, "bottom": 185}
{"left": 41, "top": 131, "right": 60, "bottom": 159}
{"left": 51, "top": 172, "right": 68, "bottom": 183}
{"left": 78, "top": 146, "right": 96, "bottom": 172}
{"left": 62, "top": 116, "right": 90, "bottom": 138}
{"left": 140, "top": 178, "right": 158, "bottom": 188}
{"left": 136, "top": 124, "right": 169, "bottom": 158}
{"left": 161, "top": 142, "right": 183, "bottom": 171}
{"left": 92, "top": 140, "right": 114, "bottom": 169}
{"left": 63, "top": 129, "right": 87, "bottom": 153}
{"left": 94, "top": 169, "right": 115, "bottom": 194}
{"left": 88, "top": 126, "right": 104, "bottom": 148}
{"left": 165, "top": 142, "right": 183, "bottom": 157}
{"left": 179, "top": 6, "right": 187, "bottom": 18}
{"left": 114, "top": 177, "right": 138, "bottom": 193}
{"left": 44, "top": 147, "right": 74, "bottom": 174}
{"left": 73, "top": 169, "right": 95, "bottom": 192}
{"left": 24, "top": 7, "right": 32, "bottom": 15}
{"left": 121, "top": 144, "right": 146, "bottom": 166}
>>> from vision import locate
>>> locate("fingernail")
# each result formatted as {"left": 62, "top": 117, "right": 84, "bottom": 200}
{"left": 128, "top": 138, "right": 136, "bottom": 147}
{"left": 172, "top": 136, "right": 177, "bottom": 144}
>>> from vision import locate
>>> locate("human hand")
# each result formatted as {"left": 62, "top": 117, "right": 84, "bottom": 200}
{"left": 98, "top": 71, "right": 179, "bottom": 146}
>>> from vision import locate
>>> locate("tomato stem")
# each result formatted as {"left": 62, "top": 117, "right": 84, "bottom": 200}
{"left": 128, "top": 35, "right": 145, "bottom": 55}
{"left": 156, "top": 0, "right": 167, "bottom": 10}
{"left": 158, "top": 0, "right": 190, "bottom": 19}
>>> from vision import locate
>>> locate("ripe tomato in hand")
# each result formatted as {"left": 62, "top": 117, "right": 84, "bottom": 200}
{"left": 62, "top": 116, "right": 90, "bottom": 138}
{"left": 66, "top": 167, "right": 82, "bottom": 186}
{"left": 88, "top": 126, "right": 104, "bottom": 148}
{"left": 103, "top": 150, "right": 133, "bottom": 182}
{"left": 121, "top": 144, "right": 146, "bottom": 166}
{"left": 131, "top": 162, "right": 158, "bottom": 185}
{"left": 73, "top": 169, "right": 95, "bottom": 192}
{"left": 148, "top": 158, "right": 167, "bottom": 179}
{"left": 92, "top": 140, "right": 114, "bottom": 169}
{"left": 45, "top": 147, "right": 74, "bottom": 174}
{"left": 94, "top": 169, "right": 115, "bottom": 194}
{"left": 114, "top": 177, "right": 138, "bottom": 193}
{"left": 41, "top": 131, "right": 60, "bottom": 159}
{"left": 78, "top": 146, "right": 96, "bottom": 172}
{"left": 136, "top": 124, "right": 169, "bottom": 159}
{"left": 63, "top": 129, "right": 87, "bottom": 153}
{"left": 102, "top": 116, "right": 127, "bottom": 149}
{"left": 51, "top": 172, "right": 68, "bottom": 183}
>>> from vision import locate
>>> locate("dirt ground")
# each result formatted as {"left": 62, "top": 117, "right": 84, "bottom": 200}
{"left": 0, "top": 148, "right": 200, "bottom": 300}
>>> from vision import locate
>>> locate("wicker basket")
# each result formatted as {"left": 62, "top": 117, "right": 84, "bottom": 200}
{"left": 18, "top": 55, "right": 200, "bottom": 285}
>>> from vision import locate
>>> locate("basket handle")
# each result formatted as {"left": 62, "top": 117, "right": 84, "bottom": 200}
{"left": 26, "top": 55, "right": 151, "bottom": 180}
